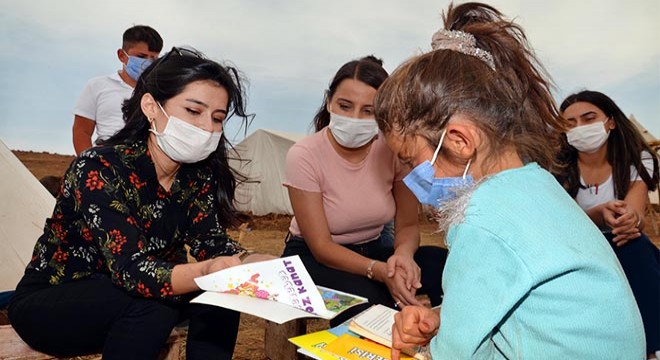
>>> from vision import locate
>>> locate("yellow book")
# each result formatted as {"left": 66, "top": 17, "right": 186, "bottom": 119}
{"left": 324, "top": 333, "right": 415, "bottom": 360}
{"left": 289, "top": 329, "right": 342, "bottom": 360}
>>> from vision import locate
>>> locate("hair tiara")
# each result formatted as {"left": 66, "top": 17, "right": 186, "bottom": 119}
{"left": 430, "top": 29, "right": 496, "bottom": 71}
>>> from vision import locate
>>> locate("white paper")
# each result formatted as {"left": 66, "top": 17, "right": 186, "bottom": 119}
{"left": 191, "top": 291, "right": 321, "bottom": 324}
{"left": 351, "top": 304, "right": 397, "bottom": 342}
{"left": 192, "top": 255, "right": 367, "bottom": 324}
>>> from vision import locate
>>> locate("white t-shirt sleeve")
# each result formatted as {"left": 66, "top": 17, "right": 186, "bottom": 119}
{"left": 629, "top": 150, "right": 655, "bottom": 181}
{"left": 74, "top": 80, "right": 97, "bottom": 121}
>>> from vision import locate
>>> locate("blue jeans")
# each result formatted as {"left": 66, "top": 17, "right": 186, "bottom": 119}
{"left": 379, "top": 220, "right": 395, "bottom": 248}
{"left": 605, "top": 232, "right": 660, "bottom": 353}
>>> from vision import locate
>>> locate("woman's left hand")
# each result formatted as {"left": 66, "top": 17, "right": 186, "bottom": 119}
{"left": 386, "top": 254, "right": 422, "bottom": 291}
{"left": 381, "top": 267, "right": 420, "bottom": 306}
{"left": 383, "top": 254, "right": 422, "bottom": 306}
{"left": 610, "top": 203, "right": 642, "bottom": 246}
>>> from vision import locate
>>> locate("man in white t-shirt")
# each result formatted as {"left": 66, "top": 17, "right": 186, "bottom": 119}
{"left": 73, "top": 25, "right": 163, "bottom": 155}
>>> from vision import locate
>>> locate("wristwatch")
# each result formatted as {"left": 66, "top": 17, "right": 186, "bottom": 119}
{"left": 366, "top": 260, "right": 377, "bottom": 279}
{"left": 237, "top": 250, "right": 254, "bottom": 263}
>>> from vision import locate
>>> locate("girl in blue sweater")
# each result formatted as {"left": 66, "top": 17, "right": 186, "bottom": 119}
{"left": 375, "top": 2, "right": 646, "bottom": 359}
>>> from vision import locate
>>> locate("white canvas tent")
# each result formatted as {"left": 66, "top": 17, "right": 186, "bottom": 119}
{"left": 630, "top": 114, "right": 658, "bottom": 146}
{"left": 631, "top": 115, "right": 659, "bottom": 206}
{"left": 0, "top": 139, "right": 55, "bottom": 291}
{"left": 229, "top": 129, "right": 306, "bottom": 215}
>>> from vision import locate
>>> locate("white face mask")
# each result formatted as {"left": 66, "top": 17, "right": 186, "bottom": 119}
{"left": 566, "top": 119, "right": 610, "bottom": 153}
{"left": 328, "top": 112, "right": 379, "bottom": 148}
{"left": 150, "top": 102, "right": 222, "bottom": 163}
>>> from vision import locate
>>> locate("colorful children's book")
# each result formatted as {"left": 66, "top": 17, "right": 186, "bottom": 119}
{"left": 323, "top": 333, "right": 416, "bottom": 360}
{"left": 288, "top": 326, "right": 346, "bottom": 360}
{"left": 290, "top": 319, "right": 416, "bottom": 360}
{"left": 347, "top": 304, "right": 430, "bottom": 360}
{"left": 191, "top": 255, "right": 367, "bottom": 324}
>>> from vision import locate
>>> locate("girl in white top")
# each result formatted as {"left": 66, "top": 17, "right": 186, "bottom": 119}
{"left": 557, "top": 90, "right": 659, "bottom": 358}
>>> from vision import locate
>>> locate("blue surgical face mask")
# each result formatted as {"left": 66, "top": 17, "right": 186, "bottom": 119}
{"left": 402, "top": 130, "right": 473, "bottom": 206}
{"left": 123, "top": 51, "right": 153, "bottom": 81}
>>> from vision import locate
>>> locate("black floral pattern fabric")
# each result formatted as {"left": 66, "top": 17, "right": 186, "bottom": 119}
{"left": 26, "top": 140, "right": 244, "bottom": 301}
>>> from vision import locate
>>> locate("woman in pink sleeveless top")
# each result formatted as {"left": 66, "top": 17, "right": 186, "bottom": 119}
{"left": 282, "top": 56, "right": 446, "bottom": 326}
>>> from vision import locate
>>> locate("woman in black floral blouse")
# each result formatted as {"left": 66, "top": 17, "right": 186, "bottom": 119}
{"left": 8, "top": 47, "right": 272, "bottom": 360}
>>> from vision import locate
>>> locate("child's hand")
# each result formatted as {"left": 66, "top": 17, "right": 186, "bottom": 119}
{"left": 391, "top": 305, "right": 439, "bottom": 360}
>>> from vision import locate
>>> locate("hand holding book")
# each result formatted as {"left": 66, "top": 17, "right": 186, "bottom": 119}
{"left": 190, "top": 255, "right": 367, "bottom": 324}
{"left": 290, "top": 304, "right": 435, "bottom": 360}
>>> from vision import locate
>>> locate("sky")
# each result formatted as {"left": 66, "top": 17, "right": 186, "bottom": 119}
{"left": 1, "top": 0, "right": 658, "bottom": 155}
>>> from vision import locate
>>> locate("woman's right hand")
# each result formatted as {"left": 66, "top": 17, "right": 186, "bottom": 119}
{"left": 204, "top": 253, "right": 277, "bottom": 275}
{"left": 240, "top": 253, "right": 277, "bottom": 264}
{"left": 601, "top": 200, "right": 626, "bottom": 228}
{"left": 391, "top": 305, "right": 439, "bottom": 360}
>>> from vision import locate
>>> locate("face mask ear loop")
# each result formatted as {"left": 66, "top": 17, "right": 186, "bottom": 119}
{"left": 462, "top": 158, "right": 472, "bottom": 180}
{"left": 148, "top": 101, "right": 169, "bottom": 136}
{"left": 157, "top": 101, "right": 169, "bottom": 118}
{"left": 431, "top": 130, "right": 447, "bottom": 165}
{"left": 121, "top": 50, "right": 130, "bottom": 64}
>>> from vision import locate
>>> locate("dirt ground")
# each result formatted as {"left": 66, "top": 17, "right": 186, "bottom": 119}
{"left": 13, "top": 150, "right": 76, "bottom": 182}
{"left": 11, "top": 150, "right": 660, "bottom": 359}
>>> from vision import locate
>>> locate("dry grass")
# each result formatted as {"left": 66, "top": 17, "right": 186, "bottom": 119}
{"left": 8, "top": 150, "right": 660, "bottom": 359}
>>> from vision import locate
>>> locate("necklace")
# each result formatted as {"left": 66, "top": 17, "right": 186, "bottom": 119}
{"left": 580, "top": 182, "right": 599, "bottom": 195}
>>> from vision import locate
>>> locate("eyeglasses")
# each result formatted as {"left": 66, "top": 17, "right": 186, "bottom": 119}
{"left": 139, "top": 46, "right": 204, "bottom": 83}
{"left": 169, "top": 46, "right": 203, "bottom": 59}
{"left": 158, "top": 46, "right": 204, "bottom": 64}
{"left": 154, "top": 46, "right": 204, "bottom": 68}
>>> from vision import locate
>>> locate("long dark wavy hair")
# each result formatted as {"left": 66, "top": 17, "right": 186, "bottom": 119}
{"left": 557, "top": 90, "right": 659, "bottom": 198}
{"left": 312, "top": 55, "right": 388, "bottom": 132}
{"left": 374, "top": 2, "right": 564, "bottom": 173}
{"left": 101, "top": 47, "right": 254, "bottom": 228}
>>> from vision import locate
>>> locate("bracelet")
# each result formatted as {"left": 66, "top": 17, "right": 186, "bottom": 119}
{"left": 635, "top": 212, "right": 642, "bottom": 228}
{"left": 366, "top": 260, "right": 377, "bottom": 280}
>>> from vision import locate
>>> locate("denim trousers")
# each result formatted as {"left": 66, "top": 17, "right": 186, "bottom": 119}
{"left": 605, "top": 232, "right": 660, "bottom": 353}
